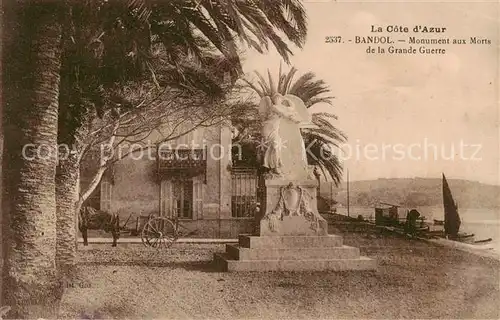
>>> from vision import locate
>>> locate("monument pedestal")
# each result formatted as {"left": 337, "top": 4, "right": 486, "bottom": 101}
{"left": 214, "top": 180, "right": 376, "bottom": 272}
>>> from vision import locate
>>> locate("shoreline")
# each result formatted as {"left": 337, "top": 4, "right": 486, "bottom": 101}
{"left": 425, "top": 237, "right": 500, "bottom": 262}
{"left": 324, "top": 210, "right": 500, "bottom": 260}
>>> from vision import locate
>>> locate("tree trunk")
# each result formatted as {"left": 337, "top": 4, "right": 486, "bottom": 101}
{"left": 2, "top": 2, "right": 65, "bottom": 318}
{"left": 77, "top": 126, "right": 119, "bottom": 210}
{"left": 79, "top": 164, "right": 107, "bottom": 206}
{"left": 0, "top": 44, "right": 4, "bottom": 308}
{"left": 55, "top": 153, "right": 79, "bottom": 278}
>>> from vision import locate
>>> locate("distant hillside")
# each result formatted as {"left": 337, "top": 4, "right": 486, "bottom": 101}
{"left": 320, "top": 178, "right": 500, "bottom": 209}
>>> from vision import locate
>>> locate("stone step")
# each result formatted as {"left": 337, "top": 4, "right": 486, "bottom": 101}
{"left": 226, "top": 244, "right": 360, "bottom": 261}
{"left": 238, "top": 234, "right": 343, "bottom": 249}
{"left": 213, "top": 253, "right": 376, "bottom": 272}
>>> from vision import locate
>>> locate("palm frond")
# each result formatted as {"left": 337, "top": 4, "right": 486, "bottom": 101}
{"left": 307, "top": 97, "right": 334, "bottom": 107}
{"left": 127, "top": 0, "right": 152, "bottom": 23}
{"left": 281, "top": 66, "right": 298, "bottom": 94}
{"left": 240, "top": 77, "right": 264, "bottom": 97}
{"left": 313, "top": 112, "right": 338, "bottom": 120}
{"left": 257, "top": 0, "right": 307, "bottom": 48}
{"left": 254, "top": 71, "right": 271, "bottom": 96}
{"left": 268, "top": 69, "right": 277, "bottom": 97}
{"left": 60, "top": 0, "right": 309, "bottom": 145}
{"left": 303, "top": 134, "right": 343, "bottom": 185}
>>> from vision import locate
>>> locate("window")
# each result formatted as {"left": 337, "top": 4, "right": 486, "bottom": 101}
{"left": 161, "top": 177, "right": 202, "bottom": 219}
{"left": 231, "top": 168, "right": 258, "bottom": 218}
{"left": 100, "top": 179, "right": 112, "bottom": 212}
{"left": 173, "top": 179, "right": 193, "bottom": 219}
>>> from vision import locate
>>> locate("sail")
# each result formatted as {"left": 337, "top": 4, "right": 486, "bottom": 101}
{"left": 442, "top": 173, "right": 461, "bottom": 238}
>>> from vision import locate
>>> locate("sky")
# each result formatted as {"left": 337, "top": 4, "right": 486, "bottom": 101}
{"left": 240, "top": 1, "right": 499, "bottom": 185}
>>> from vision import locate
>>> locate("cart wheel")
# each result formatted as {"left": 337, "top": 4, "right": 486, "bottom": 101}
{"left": 141, "top": 217, "right": 177, "bottom": 249}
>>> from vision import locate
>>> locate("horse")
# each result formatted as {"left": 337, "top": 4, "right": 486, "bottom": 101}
{"left": 79, "top": 206, "right": 120, "bottom": 247}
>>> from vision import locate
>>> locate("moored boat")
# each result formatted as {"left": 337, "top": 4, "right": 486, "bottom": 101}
{"left": 433, "top": 219, "right": 444, "bottom": 225}
{"left": 439, "top": 173, "right": 494, "bottom": 244}
{"left": 474, "top": 238, "right": 493, "bottom": 244}
{"left": 457, "top": 233, "right": 474, "bottom": 239}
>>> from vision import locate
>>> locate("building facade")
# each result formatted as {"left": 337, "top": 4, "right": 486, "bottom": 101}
{"left": 82, "top": 123, "right": 259, "bottom": 238}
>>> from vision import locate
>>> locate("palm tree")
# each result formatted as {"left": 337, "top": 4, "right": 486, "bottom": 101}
{"left": 53, "top": 0, "right": 309, "bottom": 274}
{"left": 240, "top": 66, "right": 347, "bottom": 185}
{"left": 2, "top": 2, "right": 66, "bottom": 318}
{"left": 2, "top": 0, "right": 309, "bottom": 316}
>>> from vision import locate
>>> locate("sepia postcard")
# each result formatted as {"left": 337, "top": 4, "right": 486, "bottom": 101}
{"left": 0, "top": 0, "right": 499, "bottom": 319}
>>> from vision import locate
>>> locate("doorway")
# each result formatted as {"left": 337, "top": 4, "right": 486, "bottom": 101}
{"left": 172, "top": 179, "right": 193, "bottom": 219}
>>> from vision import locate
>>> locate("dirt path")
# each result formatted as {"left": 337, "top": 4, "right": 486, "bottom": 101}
{"left": 59, "top": 234, "right": 500, "bottom": 319}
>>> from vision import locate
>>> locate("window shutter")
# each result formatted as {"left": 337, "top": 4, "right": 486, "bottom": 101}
{"left": 160, "top": 180, "right": 173, "bottom": 218}
{"left": 194, "top": 127, "right": 204, "bottom": 145}
{"left": 193, "top": 177, "right": 204, "bottom": 220}
{"left": 179, "top": 133, "right": 186, "bottom": 146}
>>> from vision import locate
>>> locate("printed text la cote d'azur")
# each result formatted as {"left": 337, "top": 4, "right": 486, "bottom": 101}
{"left": 371, "top": 25, "right": 447, "bottom": 33}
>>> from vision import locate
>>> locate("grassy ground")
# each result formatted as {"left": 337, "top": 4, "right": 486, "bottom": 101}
{"left": 59, "top": 232, "right": 500, "bottom": 319}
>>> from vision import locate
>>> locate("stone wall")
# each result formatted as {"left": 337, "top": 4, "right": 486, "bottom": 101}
{"left": 175, "top": 218, "right": 254, "bottom": 238}
{"left": 111, "top": 157, "right": 159, "bottom": 219}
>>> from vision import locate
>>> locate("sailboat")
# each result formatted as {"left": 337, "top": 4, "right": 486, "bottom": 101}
{"left": 442, "top": 173, "right": 462, "bottom": 240}
{"left": 440, "top": 173, "right": 491, "bottom": 244}
{"left": 432, "top": 174, "right": 494, "bottom": 246}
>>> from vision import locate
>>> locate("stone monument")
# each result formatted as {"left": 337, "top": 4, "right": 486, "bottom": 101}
{"left": 214, "top": 94, "right": 376, "bottom": 271}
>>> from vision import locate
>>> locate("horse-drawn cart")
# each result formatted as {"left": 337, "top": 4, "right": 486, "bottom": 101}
{"left": 126, "top": 213, "right": 197, "bottom": 248}
{"left": 80, "top": 206, "right": 197, "bottom": 248}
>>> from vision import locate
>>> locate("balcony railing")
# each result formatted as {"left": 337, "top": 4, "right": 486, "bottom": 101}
{"left": 158, "top": 149, "right": 205, "bottom": 168}
{"left": 157, "top": 148, "right": 206, "bottom": 181}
